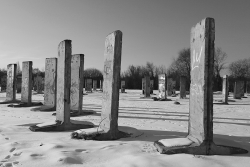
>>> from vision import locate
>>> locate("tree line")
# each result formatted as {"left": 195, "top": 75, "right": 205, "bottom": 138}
{"left": 0, "top": 48, "right": 249, "bottom": 92}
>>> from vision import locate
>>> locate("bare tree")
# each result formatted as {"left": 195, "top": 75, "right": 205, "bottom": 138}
{"left": 228, "top": 58, "right": 250, "bottom": 79}
{"left": 168, "top": 48, "right": 190, "bottom": 78}
{"left": 214, "top": 47, "right": 227, "bottom": 77}
{"left": 155, "top": 65, "right": 167, "bottom": 76}
{"left": 83, "top": 68, "right": 103, "bottom": 78}
{"left": 213, "top": 47, "right": 228, "bottom": 90}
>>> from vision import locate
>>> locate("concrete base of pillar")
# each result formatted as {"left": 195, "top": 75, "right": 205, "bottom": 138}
{"left": 29, "top": 120, "right": 94, "bottom": 132}
{"left": 71, "top": 126, "right": 142, "bottom": 141}
{"left": 154, "top": 138, "right": 248, "bottom": 155}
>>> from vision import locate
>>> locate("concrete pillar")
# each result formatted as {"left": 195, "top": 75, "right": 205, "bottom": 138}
{"left": 21, "top": 61, "right": 32, "bottom": 106}
{"left": 121, "top": 80, "right": 125, "bottom": 93}
{"left": 150, "top": 80, "right": 154, "bottom": 94}
{"left": 154, "top": 18, "right": 247, "bottom": 155}
{"left": 144, "top": 76, "right": 150, "bottom": 97}
{"left": 6, "top": 64, "right": 17, "bottom": 101}
{"left": 100, "top": 30, "right": 123, "bottom": 139}
{"left": 158, "top": 74, "right": 167, "bottom": 99}
{"left": 70, "top": 54, "right": 84, "bottom": 113}
{"left": 142, "top": 78, "right": 145, "bottom": 94}
{"left": 167, "top": 77, "right": 173, "bottom": 96}
{"left": 86, "top": 79, "right": 92, "bottom": 92}
{"left": 234, "top": 80, "right": 244, "bottom": 99}
{"left": 222, "top": 75, "right": 228, "bottom": 103}
{"left": 180, "top": 76, "right": 186, "bottom": 99}
{"left": 246, "top": 81, "right": 250, "bottom": 94}
{"left": 93, "top": 80, "right": 97, "bottom": 91}
{"left": 44, "top": 58, "right": 57, "bottom": 109}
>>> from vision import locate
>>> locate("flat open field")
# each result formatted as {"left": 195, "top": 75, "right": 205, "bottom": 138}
{"left": 0, "top": 90, "right": 250, "bottom": 167}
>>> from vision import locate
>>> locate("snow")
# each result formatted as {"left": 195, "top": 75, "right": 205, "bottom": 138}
{"left": 0, "top": 90, "right": 250, "bottom": 167}
{"left": 159, "top": 138, "right": 193, "bottom": 147}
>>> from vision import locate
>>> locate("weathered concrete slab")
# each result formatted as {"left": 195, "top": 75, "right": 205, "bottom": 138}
{"left": 150, "top": 80, "right": 154, "bottom": 94}
{"left": 121, "top": 80, "right": 125, "bottom": 93}
{"left": 21, "top": 61, "right": 33, "bottom": 105}
{"left": 154, "top": 18, "right": 247, "bottom": 155}
{"left": 70, "top": 54, "right": 84, "bottom": 114}
{"left": 167, "top": 78, "right": 174, "bottom": 96}
{"left": 158, "top": 74, "right": 167, "bottom": 100}
{"left": 56, "top": 40, "right": 71, "bottom": 123}
{"left": 100, "top": 80, "right": 103, "bottom": 90}
{"left": 6, "top": 64, "right": 17, "bottom": 101}
{"left": 234, "top": 80, "right": 244, "bottom": 99}
{"left": 222, "top": 75, "right": 228, "bottom": 103}
{"left": 0, "top": 64, "right": 18, "bottom": 104}
{"left": 144, "top": 76, "right": 150, "bottom": 97}
{"left": 240, "top": 81, "right": 245, "bottom": 97}
{"left": 188, "top": 18, "right": 214, "bottom": 145}
{"left": 86, "top": 79, "right": 92, "bottom": 92}
{"left": 96, "top": 30, "right": 129, "bottom": 140}
{"left": 44, "top": 58, "right": 57, "bottom": 109}
{"left": 180, "top": 76, "right": 186, "bottom": 99}
{"left": 246, "top": 81, "right": 250, "bottom": 94}
{"left": 142, "top": 78, "right": 145, "bottom": 94}
{"left": 93, "top": 80, "right": 97, "bottom": 91}
{"left": 100, "top": 30, "right": 122, "bottom": 136}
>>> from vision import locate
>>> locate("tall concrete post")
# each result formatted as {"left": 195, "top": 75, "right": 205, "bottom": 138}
{"left": 180, "top": 76, "right": 186, "bottom": 99}
{"left": 0, "top": 64, "right": 18, "bottom": 104}
{"left": 70, "top": 54, "right": 84, "bottom": 114}
{"left": 154, "top": 18, "right": 247, "bottom": 155}
{"left": 21, "top": 61, "right": 33, "bottom": 106}
{"left": 222, "top": 75, "right": 228, "bottom": 104}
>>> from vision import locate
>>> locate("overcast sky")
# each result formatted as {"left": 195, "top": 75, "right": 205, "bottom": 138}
{"left": 0, "top": 0, "right": 249, "bottom": 74}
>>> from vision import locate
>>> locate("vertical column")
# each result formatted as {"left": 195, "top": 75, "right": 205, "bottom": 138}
{"left": 142, "top": 78, "right": 145, "bottom": 94}
{"left": 86, "top": 79, "right": 92, "bottom": 92}
{"left": 150, "top": 80, "right": 154, "bottom": 94}
{"left": 158, "top": 74, "right": 166, "bottom": 99}
{"left": 44, "top": 58, "right": 57, "bottom": 108}
{"left": 154, "top": 18, "right": 247, "bottom": 155}
{"left": 234, "top": 80, "right": 243, "bottom": 99}
{"left": 99, "top": 80, "right": 102, "bottom": 89}
{"left": 240, "top": 81, "right": 244, "bottom": 97}
{"left": 222, "top": 75, "right": 228, "bottom": 103}
{"left": 121, "top": 80, "right": 125, "bottom": 93}
{"left": 246, "top": 81, "right": 250, "bottom": 94}
{"left": 21, "top": 61, "right": 32, "bottom": 105}
{"left": 93, "top": 80, "right": 97, "bottom": 91}
{"left": 145, "top": 76, "right": 150, "bottom": 97}
{"left": 189, "top": 18, "right": 215, "bottom": 145}
{"left": 167, "top": 78, "right": 173, "bottom": 96}
{"left": 70, "top": 54, "right": 84, "bottom": 113}
{"left": 56, "top": 40, "right": 71, "bottom": 124}
{"left": 100, "top": 30, "right": 122, "bottom": 138}
{"left": 180, "top": 76, "right": 186, "bottom": 99}
{"left": 6, "top": 64, "right": 17, "bottom": 101}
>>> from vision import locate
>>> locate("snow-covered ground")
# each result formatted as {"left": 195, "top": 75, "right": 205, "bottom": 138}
{"left": 0, "top": 90, "right": 250, "bottom": 167}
